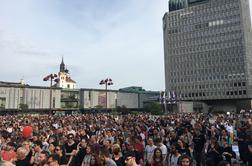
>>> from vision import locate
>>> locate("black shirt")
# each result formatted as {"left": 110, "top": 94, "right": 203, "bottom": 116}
{"left": 16, "top": 159, "right": 32, "bottom": 166}
{"left": 193, "top": 134, "right": 206, "bottom": 152}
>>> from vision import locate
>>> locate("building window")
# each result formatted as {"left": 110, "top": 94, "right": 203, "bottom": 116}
{"left": 67, "top": 84, "right": 70, "bottom": 88}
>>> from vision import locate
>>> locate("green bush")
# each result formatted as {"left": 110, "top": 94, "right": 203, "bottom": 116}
{"left": 144, "top": 102, "right": 163, "bottom": 115}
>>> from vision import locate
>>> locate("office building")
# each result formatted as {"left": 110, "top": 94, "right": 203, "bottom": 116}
{"left": 163, "top": 0, "right": 252, "bottom": 112}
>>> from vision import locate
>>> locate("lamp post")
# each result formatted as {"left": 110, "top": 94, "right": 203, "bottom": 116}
{"left": 43, "top": 73, "right": 58, "bottom": 115}
{"left": 99, "top": 78, "right": 113, "bottom": 110}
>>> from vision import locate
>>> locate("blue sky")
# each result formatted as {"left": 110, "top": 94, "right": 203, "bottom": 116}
{"left": 0, "top": 0, "right": 251, "bottom": 91}
{"left": 0, "top": 0, "right": 167, "bottom": 91}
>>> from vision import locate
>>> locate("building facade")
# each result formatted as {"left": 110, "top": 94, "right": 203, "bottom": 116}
{"left": 79, "top": 87, "right": 159, "bottom": 111}
{"left": 0, "top": 81, "right": 61, "bottom": 112}
{"left": 163, "top": 0, "right": 252, "bottom": 112}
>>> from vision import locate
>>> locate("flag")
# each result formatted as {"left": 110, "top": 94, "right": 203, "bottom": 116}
{"left": 171, "top": 91, "right": 176, "bottom": 103}
{"left": 167, "top": 91, "right": 171, "bottom": 104}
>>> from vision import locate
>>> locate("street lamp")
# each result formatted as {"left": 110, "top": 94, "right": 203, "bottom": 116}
{"left": 99, "top": 78, "right": 113, "bottom": 110}
{"left": 43, "top": 73, "right": 58, "bottom": 115}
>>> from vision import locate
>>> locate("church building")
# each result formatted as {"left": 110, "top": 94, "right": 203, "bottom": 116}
{"left": 56, "top": 58, "right": 76, "bottom": 89}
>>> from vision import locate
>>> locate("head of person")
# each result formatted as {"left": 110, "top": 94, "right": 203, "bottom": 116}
{"left": 90, "top": 135, "right": 97, "bottom": 143}
{"left": 5, "top": 142, "right": 15, "bottom": 151}
{"left": 218, "top": 161, "right": 231, "bottom": 166}
{"left": 180, "top": 155, "right": 192, "bottom": 166}
{"left": 171, "top": 143, "right": 180, "bottom": 154}
{"left": 155, "top": 137, "right": 162, "bottom": 146}
{"left": 112, "top": 144, "right": 121, "bottom": 156}
{"left": 124, "top": 151, "right": 137, "bottom": 166}
{"left": 148, "top": 138, "right": 154, "bottom": 146}
{"left": 90, "top": 153, "right": 100, "bottom": 166}
{"left": 55, "top": 145, "right": 64, "bottom": 156}
{"left": 79, "top": 139, "right": 87, "bottom": 148}
{"left": 46, "top": 154, "right": 60, "bottom": 166}
{"left": 48, "top": 143, "right": 55, "bottom": 153}
{"left": 16, "top": 147, "right": 27, "bottom": 160}
{"left": 86, "top": 145, "right": 92, "bottom": 154}
{"left": 100, "top": 149, "right": 111, "bottom": 163}
{"left": 22, "top": 141, "right": 30, "bottom": 151}
{"left": 33, "top": 140, "right": 43, "bottom": 152}
{"left": 153, "top": 148, "right": 163, "bottom": 160}
{"left": 67, "top": 133, "right": 74, "bottom": 143}
{"left": 38, "top": 151, "right": 49, "bottom": 165}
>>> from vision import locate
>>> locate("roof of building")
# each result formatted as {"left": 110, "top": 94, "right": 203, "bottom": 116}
{"left": 0, "top": 81, "right": 27, "bottom": 86}
{"left": 66, "top": 77, "right": 76, "bottom": 83}
{"left": 119, "top": 86, "right": 158, "bottom": 94}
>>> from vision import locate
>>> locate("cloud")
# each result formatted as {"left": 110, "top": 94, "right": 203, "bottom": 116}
{"left": 0, "top": 0, "right": 165, "bottom": 90}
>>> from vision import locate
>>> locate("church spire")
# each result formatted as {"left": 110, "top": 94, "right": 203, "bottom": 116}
{"left": 60, "top": 56, "right": 65, "bottom": 72}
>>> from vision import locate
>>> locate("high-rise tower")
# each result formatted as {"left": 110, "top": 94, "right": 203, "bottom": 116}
{"left": 163, "top": 0, "right": 252, "bottom": 112}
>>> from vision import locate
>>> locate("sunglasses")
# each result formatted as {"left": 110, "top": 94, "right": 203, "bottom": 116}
{"left": 55, "top": 149, "right": 61, "bottom": 151}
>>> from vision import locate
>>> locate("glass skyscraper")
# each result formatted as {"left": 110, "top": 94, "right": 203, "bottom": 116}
{"left": 163, "top": 0, "right": 252, "bottom": 111}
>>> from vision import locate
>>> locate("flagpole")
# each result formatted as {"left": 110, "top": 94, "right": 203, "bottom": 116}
{"left": 163, "top": 91, "right": 167, "bottom": 114}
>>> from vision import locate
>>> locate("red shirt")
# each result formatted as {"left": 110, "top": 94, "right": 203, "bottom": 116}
{"left": 1, "top": 150, "right": 16, "bottom": 161}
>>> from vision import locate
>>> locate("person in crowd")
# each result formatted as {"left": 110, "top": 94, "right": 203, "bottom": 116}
{"left": 222, "top": 141, "right": 236, "bottom": 165}
{"left": 151, "top": 148, "right": 163, "bottom": 166}
{"left": 38, "top": 150, "right": 49, "bottom": 166}
{"left": 217, "top": 161, "right": 231, "bottom": 166}
{"left": 124, "top": 151, "right": 139, "bottom": 166}
{"left": 179, "top": 155, "right": 193, "bottom": 166}
{"left": 206, "top": 137, "right": 223, "bottom": 166}
{"left": 54, "top": 145, "right": 68, "bottom": 166}
{"left": 90, "top": 135, "right": 100, "bottom": 155}
{"left": 237, "top": 124, "right": 247, "bottom": 163}
{"left": 31, "top": 140, "right": 44, "bottom": 166}
{"left": 144, "top": 138, "right": 156, "bottom": 166}
{"left": 22, "top": 140, "right": 33, "bottom": 163}
{"left": 112, "top": 144, "right": 124, "bottom": 166}
{"left": 168, "top": 143, "right": 181, "bottom": 166}
{"left": 155, "top": 137, "right": 167, "bottom": 165}
{"left": 0, "top": 142, "right": 16, "bottom": 164}
{"left": 73, "top": 139, "right": 87, "bottom": 166}
{"left": 177, "top": 139, "right": 191, "bottom": 157}
{"left": 82, "top": 145, "right": 92, "bottom": 166}
{"left": 45, "top": 154, "right": 60, "bottom": 166}
{"left": 48, "top": 143, "right": 56, "bottom": 155}
{"left": 64, "top": 133, "right": 77, "bottom": 162}
{"left": 16, "top": 147, "right": 32, "bottom": 166}
{"left": 247, "top": 133, "right": 252, "bottom": 166}
{"left": 100, "top": 149, "right": 117, "bottom": 166}
{"left": 192, "top": 129, "right": 206, "bottom": 166}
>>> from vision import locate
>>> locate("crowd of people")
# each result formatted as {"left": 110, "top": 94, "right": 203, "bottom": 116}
{"left": 0, "top": 112, "right": 251, "bottom": 166}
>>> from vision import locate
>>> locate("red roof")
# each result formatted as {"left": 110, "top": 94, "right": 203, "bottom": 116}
{"left": 66, "top": 77, "right": 76, "bottom": 83}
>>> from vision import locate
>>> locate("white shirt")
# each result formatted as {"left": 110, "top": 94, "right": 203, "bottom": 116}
{"left": 226, "top": 125, "right": 233, "bottom": 133}
{"left": 159, "top": 143, "right": 168, "bottom": 155}
{"left": 145, "top": 144, "right": 157, "bottom": 162}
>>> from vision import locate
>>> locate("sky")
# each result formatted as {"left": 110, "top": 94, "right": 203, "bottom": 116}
{"left": 0, "top": 0, "right": 251, "bottom": 91}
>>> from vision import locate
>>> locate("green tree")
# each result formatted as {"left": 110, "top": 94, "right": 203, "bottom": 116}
{"left": 19, "top": 103, "right": 28, "bottom": 111}
{"left": 144, "top": 102, "right": 163, "bottom": 115}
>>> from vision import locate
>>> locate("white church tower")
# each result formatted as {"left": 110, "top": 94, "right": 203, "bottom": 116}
{"left": 57, "top": 57, "right": 76, "bottom": 89}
